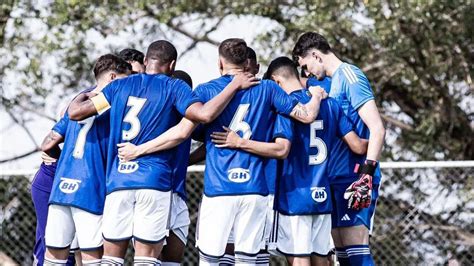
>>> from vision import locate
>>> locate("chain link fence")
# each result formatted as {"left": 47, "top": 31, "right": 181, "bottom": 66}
{"left": 1, "top": 162, "right": 473, "bottom": 265}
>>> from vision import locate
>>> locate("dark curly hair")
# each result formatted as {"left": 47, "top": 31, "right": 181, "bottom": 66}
{"left": 93, "top": 54, "right": 131, "bottom": 78}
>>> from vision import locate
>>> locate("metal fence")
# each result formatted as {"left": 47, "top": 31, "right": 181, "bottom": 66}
{"left": 1, "top": 161, "right": 473, "bottom": 265}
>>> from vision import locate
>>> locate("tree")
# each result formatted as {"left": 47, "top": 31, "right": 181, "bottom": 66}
{"left": 1, "top": 0, "right": 472, "bottom": 163}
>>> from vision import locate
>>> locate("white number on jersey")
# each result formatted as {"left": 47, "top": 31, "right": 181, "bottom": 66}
{"left": 229, "top": 104, "right": 252, "bottom": 140}
{"left": 73, "top": 116, "right": 95, "bottom": 159}
{"left": 122, "top": 96, "right": 147, "bottom": 141}
{"left": 309, "top": 120, "right": 327, "bottom": 165}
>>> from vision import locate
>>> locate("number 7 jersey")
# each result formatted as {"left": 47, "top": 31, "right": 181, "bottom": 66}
{"left": 49, "top": 110, "right": 109, "bottom": 215}
{"left": 91, "top": 74, "right": 201, "bottom": 194}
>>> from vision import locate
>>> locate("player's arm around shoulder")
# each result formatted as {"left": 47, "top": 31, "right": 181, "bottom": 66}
{"left": 68, "top": 91, "right": 105, "bottom": 121}
{"left": 210, "top": 126, "right": 291, "bottom": 159}
{"left": 289, "top": 85, "right": 327, "bottom": 124}
{"left": 185, "top": 72, "right": 259, "bottom": 124}
{"left": 117, "top": 117, "right": 199, "bottom": 162}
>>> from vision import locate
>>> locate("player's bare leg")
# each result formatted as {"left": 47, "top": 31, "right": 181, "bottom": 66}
{"left": 134, "top": 240, "right": 164, "bottom": 264}
{"left": 160, "top": 231, "right": 185, "bottom": 264}
{"left": 44, "top": 248, "right": 69, "bottom": 265}
{"left": 81, "top": 249, "right": 102, "bottom": 264}
{"left": 336, "top": 225, "right": 369, "bottom": 246}
{"left": 333, "top": 225, "right": 371, "bottom": 266}
{"left": 101, "top": 239, "right": 128, "bottom": 265}
{"left": 311, "top": 254, "right": 330, "bottom": 266}
{"left": 286, "top": 256, "right": 310, "bottom": 266}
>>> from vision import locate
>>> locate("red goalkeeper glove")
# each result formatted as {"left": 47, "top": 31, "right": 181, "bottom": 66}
{"left": 344, "top": 160, "right": 377, "bottom": 210}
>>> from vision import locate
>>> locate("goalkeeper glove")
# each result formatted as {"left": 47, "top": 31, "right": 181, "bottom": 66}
{"left": 344, "top": 160, "right": 378, "bottom": 210}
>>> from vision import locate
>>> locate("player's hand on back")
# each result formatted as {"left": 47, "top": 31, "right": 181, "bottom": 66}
{"left": 117, "top": 142, "right": 142, "bottom": 162}
{"left": 211, "top": 126, "right": 243, "bottom": 148}
{"left": 41, "top": 152, "right": 57, "bottom": 165}
{"left": 308, "top": 85, "right": 328, "bottom": 99}
{"left": 231, "top": 72, "right": 260, "bottom": 90}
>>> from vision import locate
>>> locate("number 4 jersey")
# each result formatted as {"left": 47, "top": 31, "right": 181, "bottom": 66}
{"left": 274, "top": 89, "right": 354, "bottom": 215}
{"left": 91, "top": 74, "right": 200, "bottom": 194}
{"left": 194, "top": 75, "right": 297, "bottom": 197}
{"left": 49, "top": 111, "right": 109, "bottom": 215}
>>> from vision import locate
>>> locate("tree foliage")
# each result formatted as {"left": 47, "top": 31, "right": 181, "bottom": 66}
{"left": 1, "top": 0, "right": 473, "bottom": 162}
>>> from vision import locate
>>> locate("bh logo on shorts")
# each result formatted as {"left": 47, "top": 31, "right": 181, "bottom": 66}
{"left": 228, "top": 168, "right": 251, "bottom": 183}
{"left": 311, "top": 187, "right": 327, "bottom": 203}
{"left": 59, "top": 178, "right": 82, "bottom": 194}
{"left": 118, "top": 161, "right": 139, "bottom": 174}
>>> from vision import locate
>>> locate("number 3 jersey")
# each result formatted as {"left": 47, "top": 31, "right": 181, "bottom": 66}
{"left": 274, "top": 89, "right": 354, "bottom": 215}
{"left": 194, "top": 75, "right": 297, "bottom": 197}
{"left": 49, "top": 111, "right": 109, "bottom": 215}
{"left": 91, "top": 74, "right": 200, "bottom": 194}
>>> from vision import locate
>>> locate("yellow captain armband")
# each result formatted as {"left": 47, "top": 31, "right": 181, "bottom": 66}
{"left": 90, "top": 93, "right": 111, "bottom": 115}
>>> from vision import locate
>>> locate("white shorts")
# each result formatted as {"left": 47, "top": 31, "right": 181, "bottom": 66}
{"left": 196, "top": 194, "right": 267, "bottom": 256}
{"left": 45, "top": 205, "right": 102, "bottom": 250}
{"left": 165, "top": 193, "right": 190, "bottom": 245}
{"left": 228, "top": 194, "right": 274, "bottom": 247}
{"left": 102, "top": 189, "right": 171, "bottom": 243}
{"left": 268, "top": 213, "right": 332, "bottom": 257}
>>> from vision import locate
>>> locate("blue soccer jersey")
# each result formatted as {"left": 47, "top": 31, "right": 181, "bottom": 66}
{"left": 274, "top": 89, "right": 354, "bottom": 215}
{"left": 171, "top": 139, "right": 191, "bottom": 200}
{"left": 306, "top": 76, "right": 332, "bottom": 93}
{"left": 194, "top": 75, "right": 297, "bottom": 197}
{"left": 49, "top": 111, "right": 109, "bottom": 214}
{"left": 92, "top": 74, "right": 201, "bottom": 194}
{"left": 264, "top": 114, "right": 292, "bottom": 195}
{"left": 329, "top": 63, "right": 382, "bottom": 184}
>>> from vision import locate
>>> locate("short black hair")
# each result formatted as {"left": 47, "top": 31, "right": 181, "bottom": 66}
{"left": 247, "top": 47, "right": 257, "bottom": 61}
{"left": 172, "top": 70, "right": 193, "bottom": 88}
{"left": 146, "top": 40, "right": 177, "bottom": 65}
{"left": 263, "top": 56, "right": 299, "bottom": 80}
{"left": 93, "top": 54, "right": 132, "bottom": 79}
{"left": 118, "top": 48, "right": 144, "bottom": 64}
{"left": 292, "top": 32, "right": 331, "bottom": 64}
{"left": 218, "top": 38, "right": 248, "bottom": 66}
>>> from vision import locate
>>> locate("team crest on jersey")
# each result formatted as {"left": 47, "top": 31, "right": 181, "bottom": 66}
{"left": 228, "top": 168, "right": 251, "bottom": 183}
{"left": 59, "top": 178, "right": 82, "bottom": 194}
{"left": 311, "top": 187, "right": 327, "bottom": 203}
{"left": 118, "top": 161, "right": 139, "bottom": 174}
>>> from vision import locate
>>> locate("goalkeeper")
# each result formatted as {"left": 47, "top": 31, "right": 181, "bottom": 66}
{"left": 292, "top": 32, "right": 385, "bottom": 266}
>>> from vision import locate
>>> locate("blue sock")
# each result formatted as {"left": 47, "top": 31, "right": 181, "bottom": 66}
{"left": 346, "top": 245, "right": 375, "bottom": 266}
{"left": 335, "top": 247, "right": 350, "bottom": 266}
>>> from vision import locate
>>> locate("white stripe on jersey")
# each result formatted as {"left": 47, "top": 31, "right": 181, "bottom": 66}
{"left": 342, "top": 67, "right": 359, "bottom": 84}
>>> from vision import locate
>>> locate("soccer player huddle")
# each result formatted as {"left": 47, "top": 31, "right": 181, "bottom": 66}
{"left": 31, "top": 32, "right": 385, "bottom": 266}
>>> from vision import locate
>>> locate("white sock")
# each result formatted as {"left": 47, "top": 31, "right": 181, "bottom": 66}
{"left": 257, "top": 252, "right": 270, "bottom": 266}
{"left": 134, "top": 256, "right": 161, "bottom": 265}
{"left": 161, "top": 262, "right": 181, "bottom": 266}
{"left": 44, "top": 257, "right": 68, "bottom": 266}
{"left": 101, "top": 255, "right": 124, "bottom": 265}
{"left": 82, "top": 259, "right": 101, "bottom": 265}
{"left": 219, "top": 254, "right": 235, "bottom": 265}
{"left": 199, "top": 251, "right": 219, "bottom": 266}
{"left": 235, "top": 253, "right": 258, "bottom": 266}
